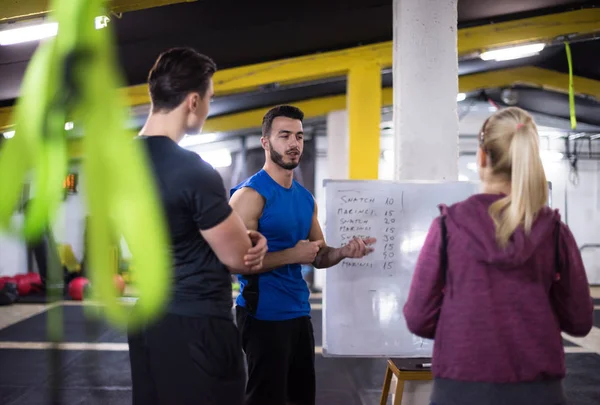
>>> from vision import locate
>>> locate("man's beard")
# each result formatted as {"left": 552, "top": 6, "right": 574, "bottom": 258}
{"left": 269, "top": 141, "right": 301, "bottom": 170}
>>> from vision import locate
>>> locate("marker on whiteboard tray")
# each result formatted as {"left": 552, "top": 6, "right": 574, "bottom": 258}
{"left": 417, "top": 362, "right": 432, "bottom": 368}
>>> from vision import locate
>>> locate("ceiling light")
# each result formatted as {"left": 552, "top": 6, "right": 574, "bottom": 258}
{"left": 0, "top": 22, "right": 58, "bottom": 46}
{"left": 0, "top": 16, "right": 110, "bottom": 46}
{"left": 199, "top": 149, "right": 232, "bottom": 168}
{"left": 480, "top": 43, "right": 545, "bottom": 62}
{"left": 501, "top": 88, "right": 519, "bottom": 105}
{"left": 456, "top": 93, "right": 466, "bottom": 102}
{"left": 3, "top": 130, "right": 15, "bottom": 139}
{"left": 95, "top": 16, "right": 110, "bottom": 30}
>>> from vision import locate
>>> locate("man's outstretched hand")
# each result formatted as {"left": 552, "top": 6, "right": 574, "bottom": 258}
{"left": 244, "top": 230, "right": 268, "bottom": 271}
{"left": 293, "top": 239, "right": 326, "bottom": 264}
{"left": 340, "top": 237, "right": 376, "bottom": 259}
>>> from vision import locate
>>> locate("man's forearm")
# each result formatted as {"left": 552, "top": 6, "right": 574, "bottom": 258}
{"left": 232, "top": 249, "right": 297, "bottom": 275}
{"left": 259, "top": 249, "right": 298, "bottom": 273}
{"left": 313, "top": 246, "right": 345, "bottom": 269}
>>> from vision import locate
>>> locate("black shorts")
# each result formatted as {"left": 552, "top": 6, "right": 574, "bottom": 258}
{"left": 127, "top": 311, "right": 246, "bottom": 405}
{"left": 236, "top": 306, "right": 316, "bottom": 405}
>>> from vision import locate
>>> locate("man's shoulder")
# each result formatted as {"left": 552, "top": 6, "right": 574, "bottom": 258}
{"left": 141, "top": 137, "right": 206, "bottom": 169}
{"left": 230, "top": 185, "right": 263, "bottom": 203}
{"left": 171, "top": 148, "right": 218, "bottom": 175}
{"left": 230, "top": 170, "right": 268, "bottom": 197}
{"left": 168, "top": 149, "right": 222, "bottom": 189}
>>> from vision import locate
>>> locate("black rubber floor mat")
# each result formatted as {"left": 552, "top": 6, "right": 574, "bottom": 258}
{"left": 564, "top": 353, "right": 600, "bottom": 405}
{"left": 16, "top": 292, "right": 72, "bottom": 304}
{"left": 6, "top": 387, "right": 132, "bottom": 405}
{"left": 0, "top": 349, "right": 81, "bottom": 387}
{"left": 46, "top": 351, "right": 132, "bottom": 390}
{"left": 0, "top": 387, "right": 29, "bottom": 405}
{"left": 0, "top": 305, "right": 130, "bottom": 343}
{"left": 1, "top": 345, "right": 599, "bottom": 404}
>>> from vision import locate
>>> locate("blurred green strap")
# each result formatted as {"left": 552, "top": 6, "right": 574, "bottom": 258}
{"left": 0, "top": 0, "right": 171, "bottom": 331}
{"left": 564, "top": 42, "right": 577, "bottom": 130}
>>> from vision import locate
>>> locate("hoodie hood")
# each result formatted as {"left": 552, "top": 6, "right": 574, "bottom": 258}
{"left": 441, "top": 193, "right": 561, "bottom": 268}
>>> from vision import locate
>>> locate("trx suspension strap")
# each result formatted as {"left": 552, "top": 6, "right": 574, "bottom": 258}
{"left": 0, "top": 0, "right": 171, "bottom": 334}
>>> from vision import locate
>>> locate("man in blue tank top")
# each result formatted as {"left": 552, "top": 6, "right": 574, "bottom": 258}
{"left": 230, "top": 105, "right": 376, "bottom": 405}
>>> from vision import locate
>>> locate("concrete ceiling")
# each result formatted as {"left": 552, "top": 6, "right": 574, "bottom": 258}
{"left": 0, "top": 0, "right": 599, "bottom": 127}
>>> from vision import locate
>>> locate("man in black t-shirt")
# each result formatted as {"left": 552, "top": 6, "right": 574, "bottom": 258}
{"left": 127, "top": 47, "right": 268, "bottom": 405}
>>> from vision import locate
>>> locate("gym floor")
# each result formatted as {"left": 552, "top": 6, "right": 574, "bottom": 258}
{"left": 0, "top": 289, "right": 599, "bottom": 405}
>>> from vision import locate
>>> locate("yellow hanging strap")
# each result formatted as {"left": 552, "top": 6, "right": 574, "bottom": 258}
{"left": 564, "top": 42, "right": 577, "bottom": 130}
{"left": 0, "top": 0, "right": 171, "bottom": 332}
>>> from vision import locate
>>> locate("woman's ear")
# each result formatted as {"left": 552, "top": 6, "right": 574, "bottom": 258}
{"left": 477, "top": 147, "right": 488, "bottom": 168}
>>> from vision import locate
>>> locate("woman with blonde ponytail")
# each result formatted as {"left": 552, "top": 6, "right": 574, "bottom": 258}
{"left": 486, "top": 109, "right": 549, "bottom": 248}
{"left": 404, "top": 107, "right": 593, "bottom": 405}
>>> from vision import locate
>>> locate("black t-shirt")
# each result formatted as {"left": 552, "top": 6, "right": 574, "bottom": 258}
{"left": 136, "top": 136, "right": 234, "bottom": 320}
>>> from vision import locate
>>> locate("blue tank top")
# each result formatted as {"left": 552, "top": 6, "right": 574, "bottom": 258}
{"left": 230, "top": 169, "right": 314, "bottom": 321}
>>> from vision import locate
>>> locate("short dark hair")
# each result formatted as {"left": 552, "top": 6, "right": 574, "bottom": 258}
{"left": 148, "top": 47, "right": 217, "bottom": 112}
{"left": 262, "top": 105, "right": 304, "bottom": 137}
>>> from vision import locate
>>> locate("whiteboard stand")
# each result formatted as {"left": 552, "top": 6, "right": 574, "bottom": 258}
{"left": 321, "top": 180, "right": 479, "bottom": 402}
{"left": 380, "top": 358, "right": 433, "bottom": 405}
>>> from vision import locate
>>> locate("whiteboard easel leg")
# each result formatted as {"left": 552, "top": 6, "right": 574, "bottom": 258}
{"left": 393, "top": 378, "right": 404, "bottom": 405}
{"left": 379, "top": 365, "right": 394, "bottom": 405}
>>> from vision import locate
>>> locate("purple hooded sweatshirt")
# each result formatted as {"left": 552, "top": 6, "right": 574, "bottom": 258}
{"left": 403, "top": 194, "right": 593, "bottom": 389}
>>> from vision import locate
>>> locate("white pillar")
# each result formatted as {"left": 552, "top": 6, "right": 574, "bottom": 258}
{"left": 326, "top": 110, "right": 349, "bottom": 180}
{"left": 393, "top": 0, "right": 459, "bottom": 182}
{"left": 313, "top": 110, "right": 349, "bottom": 290}
{"left": 392, "top": 0, "right": 458, "bottom": 403}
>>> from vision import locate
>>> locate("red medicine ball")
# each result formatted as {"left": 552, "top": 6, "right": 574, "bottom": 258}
{"left": 68, "top": 277, "right": 90, "bottom": 301}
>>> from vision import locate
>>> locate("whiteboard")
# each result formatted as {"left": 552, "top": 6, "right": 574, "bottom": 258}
{"left": 322, "top": 180, "right": 478, "bottom": 357}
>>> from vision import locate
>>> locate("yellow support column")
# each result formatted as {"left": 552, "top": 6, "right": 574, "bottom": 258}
{"left": 347, "top": 62, "right": 382, "bottom": 179}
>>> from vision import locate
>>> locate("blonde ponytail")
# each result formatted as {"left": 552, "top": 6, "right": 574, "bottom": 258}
{"left": 484, "top": 108, "right": 549, "bottom": 248}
